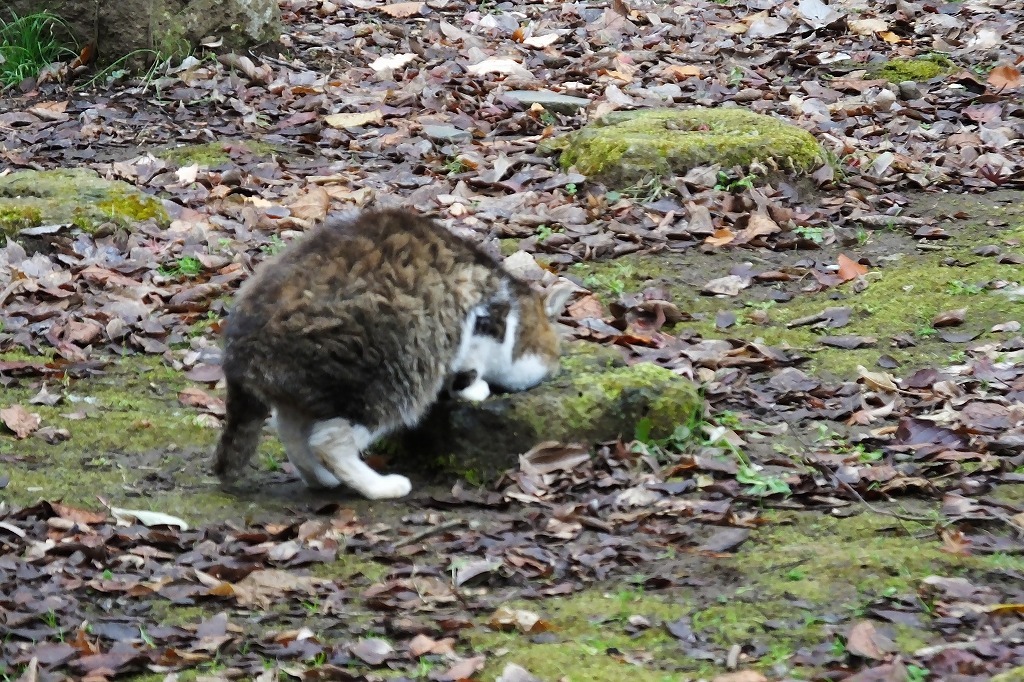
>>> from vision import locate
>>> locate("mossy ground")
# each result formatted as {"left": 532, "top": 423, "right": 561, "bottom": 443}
{"left": 0, "top": 168, "right": 168, "bottom": 232}
{"left": 565, "top": 191, "right": 1024, "bottom": 380}
{"left": 157, "top": 140, "right": 282, "bottom": 167}
{"left": 546, "top": 108, "right": 826, "bottom": 187}
{"left": 466, "top": 507, "right": 1021, "bottom": 680}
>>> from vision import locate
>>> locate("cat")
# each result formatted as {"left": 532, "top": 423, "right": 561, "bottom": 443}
{"left": 213, "top": 208, "right": 572, "bottom": 499}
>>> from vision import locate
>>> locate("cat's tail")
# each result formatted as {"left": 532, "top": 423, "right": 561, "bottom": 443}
{"left": 213, "top": 378, "right": 270, "bottom": 481}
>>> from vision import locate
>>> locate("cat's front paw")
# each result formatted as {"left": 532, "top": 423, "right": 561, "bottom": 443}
{"left": 365, "top": 474, "right": 412, "bottom": 499}
{"left": 457, "top": 378, "right": 491, "bottom": 402}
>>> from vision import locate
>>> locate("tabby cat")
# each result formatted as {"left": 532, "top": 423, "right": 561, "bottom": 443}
{"left": 213, "top": 208, "right": 571, "bottom": 499}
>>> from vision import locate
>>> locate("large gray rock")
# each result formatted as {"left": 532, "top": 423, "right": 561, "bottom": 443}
{"left": 6, "top": 0, "right": 280, "bottom": 66}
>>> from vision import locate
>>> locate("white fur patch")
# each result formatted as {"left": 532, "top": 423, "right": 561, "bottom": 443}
{"left": 458, "top": 377, "right": 491, "bottom": 401}
{"left": 308, "top": 418, "right": 411, "bottom": 499}
{"left": 453, "top": 298, "right": 556, "bottom": 393}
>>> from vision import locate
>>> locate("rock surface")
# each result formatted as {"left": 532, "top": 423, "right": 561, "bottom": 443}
{"left": 393, "top": 344, "right": 703, "bottom": 481}
{"left": 542, "top": 107, "right": 826, "bottom": 187}
{"left": 0, "top": 169, "right": 168, "bottom": 238}
{"left": 6, "top": 0, "right": 280, "bottom": 65}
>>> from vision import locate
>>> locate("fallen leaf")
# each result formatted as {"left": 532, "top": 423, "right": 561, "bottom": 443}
{"left": 988, "top": 64, "right": 1022, "bottom": 90}
{"left": 369, "top": 53, "right": 418, "bottom": 71}
{"left": 932, "top": 308, "right": 967, "bottom": 327}
{"left": 378, "top": 1, "right": 424, "bottom": 17}
{"left": 110, "top": 507, "right": 189, "bottom": 530}
{"left": 324, "top": 110, "right": 385, "bottom": 128}
{"left": 1, "top": 405, "right": 41, "bottom": 439}
{"left": 837, "top": 254, "right": 868, "bottom": 282}
{"left": 467, "top": 58, "right": 534, "bottom": 79}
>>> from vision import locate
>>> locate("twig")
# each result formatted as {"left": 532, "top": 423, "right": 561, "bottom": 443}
{"left": 393, "top": 518, "right": 466, "bottom": 548}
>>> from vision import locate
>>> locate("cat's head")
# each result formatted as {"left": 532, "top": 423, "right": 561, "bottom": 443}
{"left": 475, "top": 281, "right": 574, "bottom": 392}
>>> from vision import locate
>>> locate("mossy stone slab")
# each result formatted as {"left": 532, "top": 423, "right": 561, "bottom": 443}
{"left": 0, "top": 168, "right": 168, "bottom": 236}
{"left": 543, "top": 107, "right": 826, "bottom": 187}
{"left": 395, "top": 343, "right": 703, "bottom": 481}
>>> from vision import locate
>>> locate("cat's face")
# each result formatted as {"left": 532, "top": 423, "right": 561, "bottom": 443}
{"left": 476, "top": 284, "right": 573, "bottom": 392}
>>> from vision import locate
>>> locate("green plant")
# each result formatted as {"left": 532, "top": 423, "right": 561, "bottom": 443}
{"left": 564, "top": 182, "right": 578, "bottom": 196}
{"left": 727, "top": 66, "right": 744, "bottom": 86}
{"left": 539, "top": 109, "right": 556, "bottom": 126}
{"left": 793, "top": 226, "right": 825, "bottom": 244}
{"left": 906, "top": 664, "right": 929, "bottom": 682}
{"left": 620, "top": 176, "right": 671, "bottom": 202}
{"left": 443, "top": 156, "right": 468, "bottom": 175}
{"left": 263, "top": 451, "right": 282, "bottom": 472}
{"left": 260, "top": 234, "right": 287, "bottom": 256}
{"left": 714, "top": 171, "right": 756, "bottom": 192}
{"left": 946, "top": 280, "right": 983, "bottom": 295}
{"left": 159, "top": 256, "right": 203, "bottom": 278}
{"left": 536, "top": 224, "right": 563, "bottom": 242}
{"left": 0, "top": 11, "right": 75, "bottom": 87}
{"left": 916, "top": 326, "right": 939, "bottom": 338}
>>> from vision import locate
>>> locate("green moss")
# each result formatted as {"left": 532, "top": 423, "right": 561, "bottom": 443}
{"left": 570, "top": 215, "right": 1024, "bottom": 381}
{"left": 517, "top": 361, "right": 699, "bottom": 441}
{"left": 0, "top": 169, "right": 168, "bottom": 232}
{"left": 0, "top": 354, "right": 235, "bottom": 521}
{"left": 0, "top": 204, "right": 42, "bottom": 238}
{"left": 310, "top": 552, "right": 390, "bottom": 583}
{"left": 873, "top": 55, "right": 955, "bottom": 82}
{"left": 469, "top": 589, "right": 702, "bottom": 680}
{"left": 158, "top": 140, "right": 280, "bottom": 167}
{"left": 546, "top": 108, "right": 825, "bottom": 187}
{"left": 499, "top": 238, "right": 521, "bottom": 257}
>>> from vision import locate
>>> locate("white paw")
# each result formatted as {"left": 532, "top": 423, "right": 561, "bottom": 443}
{"left": 457, "top": 378, "right": 491, "bottom": 402}
{"left": 365, "top": 474, "right": 412, "bottom": 500}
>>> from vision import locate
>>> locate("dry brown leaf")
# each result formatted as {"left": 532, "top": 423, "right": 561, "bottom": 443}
{"left": 325, "top": 110, "right": 384, "bottom": 129}
{"left": 837, "top": 254, "right": 868, "bottom": 282}
{"left": 663, "top": 64, "right": 702, "bottom": 80}
{"left": 178, "top": 387, "right": 226, "bottom": 415}
{"left": 288, "top": 185, "right": 331, "bottom": 223}
{"left": 442, "top": 655, "right": 486, "bottom": 681}
{"left": 378, "top": 1, "right": 424, "bottom": 18}
{"left": 489, "top": 605, "right": 555, "bottom": 633}
{"left": 1, "top": 405, "right": 41, "bottom": 439}
{"left": 567, "top": 294, "right": 605, "bottom": 320}
{"left": 845, "top": 620, "right": 895, "bottom": 660}
{"left": 988, "top": 64, "right": 1022, "bottom": 90}
{"left": 932, "top": 308, "right": 967, "bottom": 328}
{"left": 704, "top": 227, "right": 736, "bottom": 247}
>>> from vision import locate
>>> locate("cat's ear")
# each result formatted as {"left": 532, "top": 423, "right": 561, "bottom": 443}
{"left": 543, "top": 281, "right": 575, "bottom": 319}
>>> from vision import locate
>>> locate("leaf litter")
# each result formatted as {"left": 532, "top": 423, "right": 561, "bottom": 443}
{"left": 2, "top": 0, "right": 1024, "bottom": 679}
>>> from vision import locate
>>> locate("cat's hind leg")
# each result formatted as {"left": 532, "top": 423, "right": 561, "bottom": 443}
{"left": 308, "top": 418, "right": 412, "bottom": 499}
{"left": 272, "top": 407, "right": 341, "bottom": 489}
{"left": 214, "top": 379, "right": 270, "bottom": 481}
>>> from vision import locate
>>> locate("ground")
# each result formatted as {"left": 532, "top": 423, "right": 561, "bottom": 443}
{"left": 2, "top": 1, "right": 1024, "bottom": 681}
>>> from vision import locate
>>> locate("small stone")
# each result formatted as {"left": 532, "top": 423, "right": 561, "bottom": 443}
{"left": 505, "top": 90, "right": 591, "bottom": 114}
{"left": 898, "top": 81, "right": 923, "bottom": 99}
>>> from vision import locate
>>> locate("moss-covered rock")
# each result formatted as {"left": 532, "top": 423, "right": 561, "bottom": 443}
{"left": 0, "top": 168, "right": 168, "bottom": 235}
{"left": 871, "top": 55, "right": 955, "bottom": 83}
{"left": 542, "top": 107, "right": 826, "bottom": 187}
{"left": 3, "top": 0, "right": 280, "bottom": 66}
{"left": 396, "top": 343, "right": 703, "bottom": 481}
